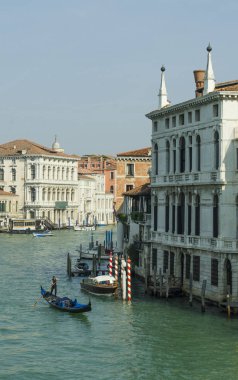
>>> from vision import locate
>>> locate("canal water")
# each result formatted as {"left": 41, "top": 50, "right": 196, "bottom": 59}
{"left": 1, "top": 227, "right": 238, "bottom": 380}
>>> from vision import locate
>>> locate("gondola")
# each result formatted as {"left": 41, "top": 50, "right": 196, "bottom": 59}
{"left": 40, "top": 286, "right": 91, "bottom": 313}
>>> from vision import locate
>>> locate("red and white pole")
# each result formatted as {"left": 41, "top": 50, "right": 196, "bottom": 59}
{"left": 109, "top": 251, "right": 113, "bottom": 277}
{"left": 127, "top": 257, "right": 132, "bottom": 301}
{"left": 114, "top": 254, "right": 118, "bottom": 281}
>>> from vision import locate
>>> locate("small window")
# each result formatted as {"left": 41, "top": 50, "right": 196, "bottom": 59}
{"left": 126, "top": 184, "right": 133, "bottom": 192}
{"left": 213, "top": 104, "right": 219, "bottom": 118}
{"left": 193, "top": 256, "right": 200, "bottom": 281}
{"left": 195, "top": 109, "right": 200, "bottom": 122}
{"left": 172, "top": 116, "right": 176, "bottom": 128}
{"left": 153, "top": 121, "right": 158, "bottom": 132}
{"left": 165, "top": 118, "right": 170, "bottom": 129}
{"left": 126, "top": 163, "right": 134, "bottom": 177}
{"left": 236, "top": 148, "right": 238, "bottom": 170}
{"left": 152, "top": 248, "right": 157, "bottom": 270}
{"left": 211, "top": 258, "right": 218, "bottom": 286}
{"left": 188, "top": 112, "right": 192, "bottom": 123}
{"left": 0, "top": 168, "right": 4, "bottom": 181}
{"left": 179, "top": 114, "right": 184, "bottom": 126}
{"left": 110, "top": 185, "right": 114, "bottom": 193}
{"left": 110, "top": 172, "right": 114, "bottom": 180}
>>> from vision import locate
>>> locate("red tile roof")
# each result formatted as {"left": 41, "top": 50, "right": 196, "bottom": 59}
{"left": 123, "top": 183, "right": 150, "bottom": 196}
{"left": 117, "top": 147, "right": 151, "bottom": 157}
{"left": 0, "top": 139, "right": 79, "bottom": 159}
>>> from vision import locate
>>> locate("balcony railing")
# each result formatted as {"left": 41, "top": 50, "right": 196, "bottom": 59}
{"left": 151, "top": 231, "right": 238, "bottom": 252}
{"left": 151, "top": 171, "right": 225, "bottom": 186}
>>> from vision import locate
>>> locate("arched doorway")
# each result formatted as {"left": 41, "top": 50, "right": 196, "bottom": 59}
{"left": 224, "top": 259, "right": 232, "bottom": 295}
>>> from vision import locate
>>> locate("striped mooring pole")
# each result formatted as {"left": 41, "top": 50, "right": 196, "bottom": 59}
{"left": 109, "top": 251, "right": 113, "bottom": 277}
{"left": 114, "top": 254, "right": 118, "bottom": 281}
{"left": 127, "top": 257, "right": 132, "bottom": 301}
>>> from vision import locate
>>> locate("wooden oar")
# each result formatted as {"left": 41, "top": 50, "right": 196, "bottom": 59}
{"left": 32, "top": 286, "right": 51, "bottom": 307}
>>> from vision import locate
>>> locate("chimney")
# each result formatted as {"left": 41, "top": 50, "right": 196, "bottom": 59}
{"left": 193, "top": 70, "right": 205, "bottom": 97}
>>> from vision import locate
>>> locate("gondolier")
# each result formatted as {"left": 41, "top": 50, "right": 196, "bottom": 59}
{"left": 50, "top": 276, "right": 58, "bottom": 296}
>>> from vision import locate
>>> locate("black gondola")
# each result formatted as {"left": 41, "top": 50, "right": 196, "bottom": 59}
{"left": 40, "top": 286, "right": 91, "bottom": 313}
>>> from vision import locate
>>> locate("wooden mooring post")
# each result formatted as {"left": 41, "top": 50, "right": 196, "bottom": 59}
{"left": 201, "top": 279, "right": 207, "bottom": 313}
{"left": 144, "top": 259, "right": 148, "bottom": 294}
{"left": 159, "top": 268, "right": 163, "bottom": 298}
{"left": 189, "top": 272, "right": 193, "bottom": 306}
{"left": 227, "top": 286, "right": 231, "bottom": 319}
{"left": 165, "top": 270, "right": 169, "bottom": 300}
{"left": 153, "top": 267, "right": 157, "bottom": 296}
{"left": 67, "top": 252, "right": 71, "bottom": 277}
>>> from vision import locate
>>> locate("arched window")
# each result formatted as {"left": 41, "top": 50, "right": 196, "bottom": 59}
{"left": 153, "top": 195, "right": 158, "bottom": 231}
{"left": 166, "top": 141, "right": 170, "bottom": 173}
{"left": 236, "top": 196, "right": 238, "bottom": 239}
{"left": 154, "top": 143, "right": 159, "bottom": 175}
{"left": 195, "top": 194, "right": 200, "bottom": 236}
{"left": 213, "top": 194, "right": 219, "bottom": 238}
{"left": 173, "top": 139, "right": 176, "bottom": 173}
{"left": 165, "top": 194, "right": 170, "bottom": 232}
{"left": 187, "top": 193, "right": 192, "bottom": 236}
{"left": 31, "top": 165, "right": 36, "bottom": 179}
{"left": 31, "top": 187, "right": 36, "bottom": 202}
{"left": 179, "top": 137, "right": 186, "bottom": 173}
{"left": 196, "top": 135, "right": 201, "bottom": 171}
{"left": 71, "top": 169, "right": 74, "bottom": 180}
{"left": 172, "top": 193, "right": 176, "bottom": 233}
{"left": 214, "top": 131, "right": 219, "bottom": 170}
{"left": 177, "top": 192, "right": 185, "bottom": 234}
{"left": 11, "top": 168, "right": 16, "bottom": 181}
{"left": 42, "top": 188, "right": 46, "bottom": 201}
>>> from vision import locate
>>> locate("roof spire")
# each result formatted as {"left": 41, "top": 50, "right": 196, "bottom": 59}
{"left": 203, "top": 43, "right": 215, "bottom": 95}
{"left": 158, "top": 65, "right": 169, "bottom": 109}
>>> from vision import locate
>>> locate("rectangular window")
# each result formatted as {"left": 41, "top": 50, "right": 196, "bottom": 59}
{"left": 211, "top": 258, "right": 218, "bottom": 286}
{"left": 110, "top": 172, "right": 114, "bottom": 180}
{"left": 163, "top": 251, "right": 169, "bottom": 273}
{"left": 152, "top": 248, "right": 157, "bottom": 270}
{"left": 153, "top": 121, "right": 158, "bottom": 132}
{"left": 165, "top": 118, "right": 170, "bottom": 129}
{"left": 193, "top": 256, "right": 200, "bottom": 281}
{"left": 213, "top": 104, "right": 219, "bottom": 118}
{"left": 126, "top": 163, "right": 134, "bottom": 177}
{"left": 172, "top": 116, "right": 176, "bottom": 128}
{"left": 188, "top": 112, "right": 192, "bottom": 123}
{"left": 189, "top": 146, "right": 192, "bottom": 172}
{"left": 179, "top": 114, "right": 185, "bottom": 126}
{"left": 185, "top": 254, "right": 191, "bottom": 279}
{"left": 126, "top": 185, "right": 133, "bottom": 192}
{"left": 187, "top": 205, "right": 191, "bottom": 235}
{"left": 236, "top": 148, "right": 238, "bottom": 170}
{"left": 195, "top": 109, "right": 200, "bottom": 122}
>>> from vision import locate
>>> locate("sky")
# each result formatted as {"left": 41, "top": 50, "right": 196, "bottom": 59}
{"left": 0, "top": 0, "right": 237, "bottom": 156}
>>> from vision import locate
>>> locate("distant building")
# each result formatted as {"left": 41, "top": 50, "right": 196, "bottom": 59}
{"left": 78, "top": 155, "right": 115, "bottom": 226}
{"left": 0, "top": 138, "right": 79, "bottom": 227}
{"left": 115, "top": 148, "right": 151, "bottom": 212}
{"left": 0, "top": 189, "right": 19, "bottom": 229}
{"left": 146, "top": 45, "right": 238, "bottom": 303}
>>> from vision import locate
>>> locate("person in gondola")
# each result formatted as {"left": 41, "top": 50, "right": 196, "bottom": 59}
{"left": 50, "top": 276, "right": 58, "bottom": 296}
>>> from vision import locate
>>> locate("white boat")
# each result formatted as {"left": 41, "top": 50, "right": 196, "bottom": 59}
{"left": 80, "top": 275, "right": 118, "bottom": 296}
{"left": 33, "top": 231, "right": 53, "bottom": 237}
{"left": 74, "top": 224, "right": 96, "bottom": 231}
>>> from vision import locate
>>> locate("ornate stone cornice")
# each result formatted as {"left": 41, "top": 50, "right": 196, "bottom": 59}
{"left": 145, "top": 92, "right": 238, "bottom": 120}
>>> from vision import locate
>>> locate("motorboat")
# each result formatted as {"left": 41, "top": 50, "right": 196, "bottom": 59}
{"left": 80, "top": 275, "right": 118, "bottom": 296}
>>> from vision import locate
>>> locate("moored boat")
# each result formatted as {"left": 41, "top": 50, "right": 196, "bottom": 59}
{"left": 80, "top": 275, "right": 118, "bottom": 296}
{"left": 40, "top": 286, "right": 91, "bottom": 313}
{"left": 74, "top": 224, "right": 96, "bottom": 231}
{"left": 33, "top": 230, "right": 53, "bottom": 237}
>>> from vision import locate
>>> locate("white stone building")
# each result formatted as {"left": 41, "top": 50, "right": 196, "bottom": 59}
{"left": 146, "top": 45, "right": 238, "bottom": 303}
{"left": 0, "top": 139, "right": 79, "bottom": 227}
{"left": 77, "top": 172, "right": 114, "bottom": 226}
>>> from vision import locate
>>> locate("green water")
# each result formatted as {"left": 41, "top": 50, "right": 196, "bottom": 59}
{"left": 1, "top": 228, "right": 238, "bottom": 380}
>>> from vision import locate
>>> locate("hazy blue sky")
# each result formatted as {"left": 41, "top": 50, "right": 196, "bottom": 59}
{"left": 0, "top": 0, "right": 237, "bottom": 155}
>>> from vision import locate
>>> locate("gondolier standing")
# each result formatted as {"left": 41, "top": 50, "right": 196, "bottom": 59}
{"left": 50, "top": 276, "right": 58, "bottom": 296}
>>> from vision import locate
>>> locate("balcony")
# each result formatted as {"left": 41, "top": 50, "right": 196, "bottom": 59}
{"left": 152, "top": 171, "right": 225, "bottom": 187}
{"left": 151, "top": 231, "right": 238, "bottom": 253}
